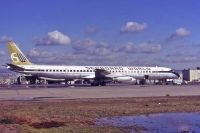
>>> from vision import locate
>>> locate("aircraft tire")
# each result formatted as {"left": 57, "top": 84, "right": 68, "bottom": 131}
{"left": 100, "top": 81, "right": 106, "bottom": 86}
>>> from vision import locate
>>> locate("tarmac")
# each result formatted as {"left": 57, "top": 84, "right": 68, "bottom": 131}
{"left": 0, "top": 84, "right": 200, "bottom": 100}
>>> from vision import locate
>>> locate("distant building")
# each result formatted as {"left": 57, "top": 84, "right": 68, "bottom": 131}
{"left": 182, "top": 69, "right": 200, "bottom": 82}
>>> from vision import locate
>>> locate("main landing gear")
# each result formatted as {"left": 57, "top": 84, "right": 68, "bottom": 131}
{"left": 91, "top": 81, "right": 106, "bottom": 86}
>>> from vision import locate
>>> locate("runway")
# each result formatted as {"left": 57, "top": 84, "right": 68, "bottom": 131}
{"left": 0, "top": 84, "right": 200, "bottom": 100}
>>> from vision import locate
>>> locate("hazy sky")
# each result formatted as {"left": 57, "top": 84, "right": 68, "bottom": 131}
{"left": 0, "top": 0, "right": 200, "bottom": 69}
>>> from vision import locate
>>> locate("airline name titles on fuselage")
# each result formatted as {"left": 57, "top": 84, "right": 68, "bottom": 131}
{"left": 85, "top": 66, "right": 151, "bottom": 71}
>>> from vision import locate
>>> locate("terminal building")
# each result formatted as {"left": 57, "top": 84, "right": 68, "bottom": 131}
{"left": 182, "top": 69, "right": 200, "bottom": 82}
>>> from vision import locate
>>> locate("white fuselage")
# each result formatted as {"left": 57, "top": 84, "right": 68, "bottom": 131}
{"left": 13, "top": 65, "right": 178, "bottom": 81}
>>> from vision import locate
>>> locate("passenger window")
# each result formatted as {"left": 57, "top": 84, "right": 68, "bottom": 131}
{"left": 73, "top": 70, "right": 75, "bottom": 72}
{"left": 87, "top": 70, "right": 89, "bottom": 72}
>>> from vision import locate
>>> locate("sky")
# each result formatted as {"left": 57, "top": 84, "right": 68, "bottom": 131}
{"left": 0, "top": 0, "right": 200, "bottom": 69}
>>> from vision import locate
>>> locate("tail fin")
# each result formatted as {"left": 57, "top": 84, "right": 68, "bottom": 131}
{"left": 7, "top": 41, "right": 32, "bottom": 65}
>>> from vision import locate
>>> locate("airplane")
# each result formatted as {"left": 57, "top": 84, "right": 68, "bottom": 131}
{"left": 6, "top": 41, "right": 179, "bottom": 86}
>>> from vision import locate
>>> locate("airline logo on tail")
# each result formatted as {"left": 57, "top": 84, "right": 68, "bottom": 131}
{"left": 11, "top": 53, "right": 27, "bottom": 63}
{"left": 8, "top": 41, "right": 32, "bottom": 65}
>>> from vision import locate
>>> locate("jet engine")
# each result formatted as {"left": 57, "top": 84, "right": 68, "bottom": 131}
{"left": 113, "top": 76, "right": 136, "bottom": 83}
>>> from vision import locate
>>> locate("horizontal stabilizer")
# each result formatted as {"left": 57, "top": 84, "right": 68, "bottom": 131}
{"left": 7, "top": 63, "right": 25, "bottom": 71}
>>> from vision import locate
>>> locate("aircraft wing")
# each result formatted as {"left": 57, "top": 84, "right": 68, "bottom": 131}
{"left": 81, "top": 69, "right": 127, "bottom": 81}
{"left": 83, "top": 75, "right": 95, "bottom": 79}
{"left": 95, "top": 69, "right": 111, "bottom": 78}
{"left": 94, "top": 69, "right": 125, "bottom": 79}
{"left": 81, "top": 69, "right": 110, "bottom": 80}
